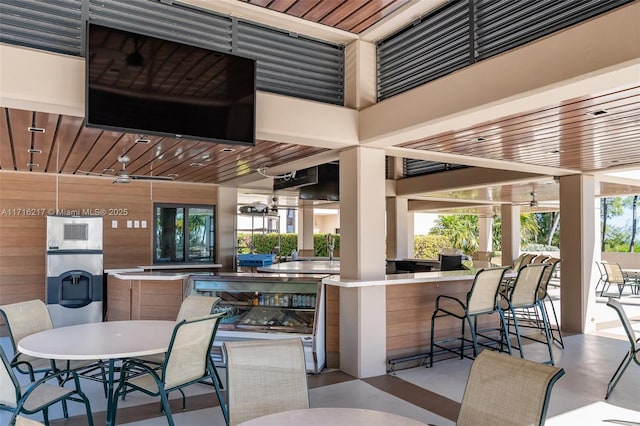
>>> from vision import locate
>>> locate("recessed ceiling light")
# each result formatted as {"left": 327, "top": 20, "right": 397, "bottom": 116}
{"left": 168, "top": 173, "right": 179, "bottom": 178}
{"left": 221, "top": 148, "right": 235, "bottom": 153}
{"left": 27, "top": 126, "right": 45, "bottom": 133}
{"left": 27, "top": 148, "right": 42, "bottom": 154}
{"left": 587, "top": 109, "right": 608, "bottom": 116}
{"left": 27, "top": 163, "right": 39, "bottom": 167}
{"left": 135, "top": 136, "right": 150, "bottom": 144}
{"left": 190, "top": 162, "right": 205, "bottom": 167}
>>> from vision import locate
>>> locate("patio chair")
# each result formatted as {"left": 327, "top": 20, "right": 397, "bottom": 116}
{"left": 0, "top": 346, "right": 94, "bottom": 426}
{"left": 457, "top": 350, "right": 564, "bottom": 426}
{"left": 604, "top": 298, "right": 640, "bottom": 399}
{"left": 111, "top": 313, "right": 226, "bottom": 426}
{"left": 223, "top": 338, "right": 309, "bottom": 426}
{"left": 134, "top": 295, "right": 224, "bottom": 390}
{"left": 600, "top": 262, "right": 638, "bottom": 298}
{"left": 499, "top": 263, "right": 556, "bottom": 365}
{"left": 531, "top": 254, "right": 550, "bottom": 264}
{"left": 0, "top": 300, "right": 106, "bottom": 394}
{"left": 594, "top": 261, "right": 608, "bottom": 295}
{"left": 539, "top": 258, "right": 563, "bottom": 348}
{"left": 429, "top": 267, "right": 511, "bottom": 366}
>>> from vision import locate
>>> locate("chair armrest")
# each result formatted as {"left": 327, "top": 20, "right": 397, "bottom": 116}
{"left": 435, "top": 295, "right": 465, "bottom": 310}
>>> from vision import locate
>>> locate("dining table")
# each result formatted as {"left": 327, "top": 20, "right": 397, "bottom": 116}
{"left": 236, "top": 407, "right": 431, "bottom": 426}
{"left": 18, "top": 320, "right": 176, "bottom": 426}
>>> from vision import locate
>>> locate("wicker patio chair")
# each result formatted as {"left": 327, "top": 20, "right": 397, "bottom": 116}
{"left": 223, "top": 338, "right": 309, "bottom": 426}
{"left": 604, "top": 298, "right": 640, "bottom": 399}
{"left": 457, "top": 350, "right": 564, "bottom": 426}
{"left": 111, "top": 313, "right": 226, "bottom": 426}
{"left": 0, "top": 347, "right": 94, "bottom": 426}
{"left": 429, "top": 267, "right": 511, "bottom": 366}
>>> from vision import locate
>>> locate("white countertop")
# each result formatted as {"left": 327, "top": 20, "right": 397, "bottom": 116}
{"left": 323, "top": 269, "right": 480, "bottom": 288}
{"left": 257, "top": 260, "right": 340, "bottom": 274}
{"left": 110, "top": 271, "right": 192, "bottom": 280}
{"left": 138, "top": 263, "right": 222, "bottom": 270}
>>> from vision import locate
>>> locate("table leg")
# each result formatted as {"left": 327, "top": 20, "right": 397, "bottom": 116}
{"left": 105, "top": 359, "right": 116, "bottom": 426}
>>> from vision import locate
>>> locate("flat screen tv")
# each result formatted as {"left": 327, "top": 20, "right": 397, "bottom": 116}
{"left": 299, "top": 163, "right": 339, "bottom": 201}
{"left": 85, "top": 23, "right": 256, "bottom": 146}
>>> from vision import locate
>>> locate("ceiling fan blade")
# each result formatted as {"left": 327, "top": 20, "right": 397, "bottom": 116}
{"left": 129, "top": 175, "right": 174, "bottom": 181}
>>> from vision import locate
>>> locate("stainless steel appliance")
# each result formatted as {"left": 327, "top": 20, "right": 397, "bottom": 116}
{"left": 46, "top": 215, "right": 104, "bottom": 327}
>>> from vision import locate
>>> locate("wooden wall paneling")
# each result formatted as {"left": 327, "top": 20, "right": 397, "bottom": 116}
{"left": 57, "top": 176, "right": 153, "bottom": 268}
{"left": 151, "top": 181, "right": 218, "bottom": 204}
{"left": 132, "top": 280, "right": 183, "bottom": 320}
{"left": 0, "top": 172, "right": 57, "bottom": 308}
{"left": 106, "top": 277, "right": 132, "bottom": 321}
{"left": 385, "top": 279, "right": 499, "bottom": 359}
{"left": 324, "top": 284, "right": 339, "bottom": 367}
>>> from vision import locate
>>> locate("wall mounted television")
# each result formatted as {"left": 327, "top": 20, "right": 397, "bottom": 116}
{"left": 85, "top": 23, "right": 256, "bottom": 146}
{"left": 299, "top": 163, "right": 339, "bottom": 201}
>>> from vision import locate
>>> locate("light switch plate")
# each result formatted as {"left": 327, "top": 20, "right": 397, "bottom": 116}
{"left": 141, "top": 220, "right": 147, "bottom": 228}
{"left": 127, "top": 220, "right": 132, "bottom": 228}
{"left": 111, "top": 220, "right": 118, "bottom": 229}
{"left": 134, "top": 220, "right": 140, "bottom": 228}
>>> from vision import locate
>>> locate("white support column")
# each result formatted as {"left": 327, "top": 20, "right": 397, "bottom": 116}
{"left": 339, "top": 146, "right": 386, "bottom": 378}
{"left": 297, "top": 200, "right": 315, "bottom": 252}
{"left": 217, "top": 186, "right": 237, "bottom": 272}
{"left": 501, "top": 204, "right": 520, "bottom": 266}
{"left": 478, "top": 207, "right": 493, "bottom": 253}
{"left": 559, "top": 174, "right": 597, "bottom": 334}
{"left": 386, "top": 197, "right": 410, "bottom": 259}
{"left": 344, "top": 40, "right": 376, "bottom": 110}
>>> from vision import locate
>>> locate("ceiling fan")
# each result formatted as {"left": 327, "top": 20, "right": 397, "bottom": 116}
{"left": 78, "top": 155, "right": 174, "bottom": 184}
{"left": 514, "top": 191, "right": 559, "bottom": 208}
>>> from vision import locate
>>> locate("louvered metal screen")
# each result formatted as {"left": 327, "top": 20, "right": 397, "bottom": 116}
{"left": 89, "top": 0, "right": 233, "bottom": 53}
{"left": 474, "top": 0, "right": 634, "bottom": 60}
{"left": 404, "top": 159, "right": 468, "bottom": 177}
{"left": 0, "top": 0, "right": 344, "bottom": 105}
{"left": 0, "top": 0, "right": 83, "bottom": 55}
{"left": 236, "top": 21, "right": 344, "bottom": 105}
{"left": 377, "top": 0, "right": 633, "bottom": 101}
{"left": 377, "top": 0, "right": 470, "bottom": 101}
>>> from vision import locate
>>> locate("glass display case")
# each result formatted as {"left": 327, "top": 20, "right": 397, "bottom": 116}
{"left": 188, "top": 272, "right": 326, "bottom": 373}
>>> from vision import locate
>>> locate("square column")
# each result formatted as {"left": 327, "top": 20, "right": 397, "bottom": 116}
{"left": 500, "top": 204, "right": 520, "bottom": 266}
{"left": 217, "top": 186, "right": 238, "bottom": 272}
{"left": 339, "top": 146, "right": 386, "bottom": 378}
{"left": 386, "top": 197, "right": 410, "bottom": 259}
{"left": 559, "top": 174, "right": 597, "bottom": 333}
{"left": 297, "top": 200, "right": 314, "bottom": 252}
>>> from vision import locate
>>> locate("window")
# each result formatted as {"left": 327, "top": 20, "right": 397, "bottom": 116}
{"left": 154, "top": 204, "right": 215, "bottom": 263}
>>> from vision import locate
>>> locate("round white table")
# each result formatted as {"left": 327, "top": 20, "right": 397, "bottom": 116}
{"left": 236, "top": 407, "right": 430, "bottom": 426}
{"left": 18, "top": 320, "right": 176, "bottom": 426}
{"left": 257, "top": 260, "right": 340, "bottom": 274}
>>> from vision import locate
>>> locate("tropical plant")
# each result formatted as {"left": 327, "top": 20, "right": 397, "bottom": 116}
{"left": 429, "top": 215, "right": 479, "bottom": 254}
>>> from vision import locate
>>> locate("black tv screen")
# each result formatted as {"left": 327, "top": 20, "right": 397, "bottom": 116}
{"left": 85, "top": 23, "right": 256, "bottom": 146}
{"left": 299, "top": 163, "right": 339, "bottom": 201}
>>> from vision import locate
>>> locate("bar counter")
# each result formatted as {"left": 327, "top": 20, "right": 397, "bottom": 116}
{"left": 322, "top": 268, "right": 506, "bottom": 375}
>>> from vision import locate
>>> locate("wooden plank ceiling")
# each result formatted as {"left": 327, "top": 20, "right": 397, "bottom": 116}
{"left": 0, "top": 107, "right": 326, "bottom": 185}
{"left": 237, "top": 0, "right": 411, "bottom": 33}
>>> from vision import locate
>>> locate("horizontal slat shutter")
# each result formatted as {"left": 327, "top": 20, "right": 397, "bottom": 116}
{"left": 377, "top": 0, "right": 470, "bottom": 101}
{"left": 474, "top": 0, "right": 633, "bottom": 60}
{"left": 0, "top": 0, "right": 83, "bottom": 55}
{"left": 236, "top": 21, "right": 344, "bottom": 105}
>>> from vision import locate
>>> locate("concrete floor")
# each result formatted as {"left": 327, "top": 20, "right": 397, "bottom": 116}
{"left": 2, "top": 291, "right": 639, "bottom": 425}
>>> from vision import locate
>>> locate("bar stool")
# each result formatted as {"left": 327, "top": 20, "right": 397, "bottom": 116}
{"left": 499, "top": 263, "right": 556, "bottom": 365}
{"left": 429, "top": 267, "right": 510, "bottom": 367}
